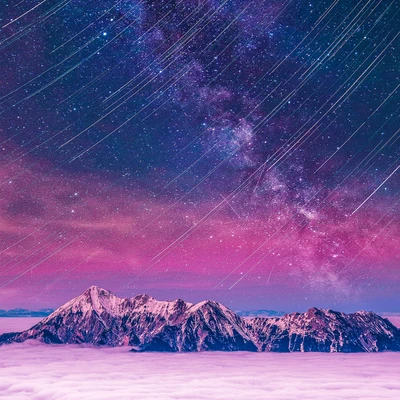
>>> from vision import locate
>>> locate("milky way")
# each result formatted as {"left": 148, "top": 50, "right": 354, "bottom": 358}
{"left": 0, "top": 0, "right": 399, "bottom": 311}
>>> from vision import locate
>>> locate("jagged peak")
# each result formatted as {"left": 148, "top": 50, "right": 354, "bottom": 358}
{"left": 51, "top": 286, "right": 124, "bottom": 317}
{"left": 190, "top": 300, "right": 213, "bottom": 310}
{"left": 189, "top": 299, "right": 228, "bottom": 314}
{"left": 303, "top": 307, "right": 343, "bottom": 317}
{"left": 83, "top": 285, "right": 113, "bottom": 297}
{"left": 87, "top": 285, "right": 103, "bottom": 291}
{"left": 304, "top": 308, "right": 382, "bottom": 320}
{"left": 131, "top": 294, "right": 180, "bottom": 307}
{"left": 132, "top": 293, "right": 155, "bottom": 302}
{"left": 305, "top": 307, "right": 326, "bottom": 314}
{"left": 353, "top": 310, "right": 374, "bottom": 316}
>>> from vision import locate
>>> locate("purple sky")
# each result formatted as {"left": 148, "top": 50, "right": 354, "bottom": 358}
{"left": 0, "top": 0, "right": 399, "bottom": 312}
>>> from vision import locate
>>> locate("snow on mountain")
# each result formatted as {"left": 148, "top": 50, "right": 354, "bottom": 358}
{"left": 142, "top": 299, "right": 256, "bottom": 351}
{"left": 0, "top": 287, "right": 399, "bottom": 352}
{"left": 247, "top": 307, "right": 400, "bottom": 352}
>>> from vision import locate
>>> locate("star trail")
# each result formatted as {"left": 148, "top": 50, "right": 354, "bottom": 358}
{"left": 0, "top": 0, "right": 399, "bottom": 312}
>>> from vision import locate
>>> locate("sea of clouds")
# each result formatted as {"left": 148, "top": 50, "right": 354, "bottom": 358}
{"left": 0, "top": 318, "right": 399, "bottom": 400}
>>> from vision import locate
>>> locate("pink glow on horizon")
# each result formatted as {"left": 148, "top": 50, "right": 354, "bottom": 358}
{"left": 0, "top": 154, "right": 399, "bottom": 311}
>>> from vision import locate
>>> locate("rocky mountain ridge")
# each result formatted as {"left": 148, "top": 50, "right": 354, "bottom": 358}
{"left": 1, "top": 286, "right": 399, "bottom": 352}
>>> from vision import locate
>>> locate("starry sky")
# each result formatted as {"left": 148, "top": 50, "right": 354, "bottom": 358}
{"left": 0, "top": 0, "right": 399, "bottom": 312}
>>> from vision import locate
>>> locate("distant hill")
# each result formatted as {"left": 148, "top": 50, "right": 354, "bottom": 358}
{"left": 237, "top": 310, "right": 286, "bottom": 318}
{"left": 0, "top": 308, "right": 54, "bottom": 318}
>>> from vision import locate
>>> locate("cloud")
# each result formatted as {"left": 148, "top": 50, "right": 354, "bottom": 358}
{"left": 0, "top": 318, "right": 399, "bottom": 399}
{"left": 0, "top": 337, "right": 400, "bottom": 400}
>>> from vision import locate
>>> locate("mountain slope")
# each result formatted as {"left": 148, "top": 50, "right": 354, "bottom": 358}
{"left": 1, "top": 286, "right": 399, "bottom": 352}
{"left": 142, "top": 300, "right": 256, "bottom": 351}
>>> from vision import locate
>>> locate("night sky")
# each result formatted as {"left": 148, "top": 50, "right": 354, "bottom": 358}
{"left": 0, "top": 0, "right": 399, "bottom": 312}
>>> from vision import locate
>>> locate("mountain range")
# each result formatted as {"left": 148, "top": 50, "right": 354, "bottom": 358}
{"left": 1, "top": 286, "right": 399, "bottom": 352}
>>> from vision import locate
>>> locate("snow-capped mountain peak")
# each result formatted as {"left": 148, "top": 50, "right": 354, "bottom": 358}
{"left": 47, "top": 285, "right": 123, "bottom": 319}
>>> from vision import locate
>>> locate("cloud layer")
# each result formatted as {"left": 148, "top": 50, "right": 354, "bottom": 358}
{"left": 0, "top": 341, "right": 400, "bottom": 400}
{"left": 1, "top": 318, "right": 400, "bottom": 400}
